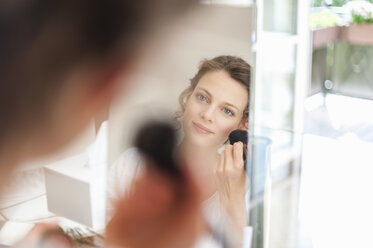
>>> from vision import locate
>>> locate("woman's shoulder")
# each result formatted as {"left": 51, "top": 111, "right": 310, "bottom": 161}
{"left": 107, "top": 147, "right": 145, "bottom": 206}
{"left": 116, "top": 147, "right": 141, "bottom": 162}
{"left": 108, "top": 147, "right": 144, "bottom": 184}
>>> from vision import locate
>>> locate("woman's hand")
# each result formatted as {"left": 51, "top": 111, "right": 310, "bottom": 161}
{"left": 215, "top": 142, "right": 247, "bottom": 232}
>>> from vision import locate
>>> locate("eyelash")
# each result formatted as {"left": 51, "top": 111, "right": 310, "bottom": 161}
{"left": 196, "top": 93, "right": 235, "bottom": 116}
{"left": 223, "top": 108, "right": 234, "bottom": 116}
{"left": 197, "top": 93, "right": 208, "bottom": 103}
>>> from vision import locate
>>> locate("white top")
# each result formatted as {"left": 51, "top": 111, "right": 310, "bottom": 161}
{"left": 107, "top": 147, "right": 145, "bottom": 209}
{"left": 107, "top": 147, "right": 252, "bottom": 248}
{"left": 107, "top": 147, "right": 223, "bottom": 247}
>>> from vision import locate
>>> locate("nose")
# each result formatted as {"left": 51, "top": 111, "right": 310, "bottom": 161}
{"left": 201, "top": 105, "right": 215, "bottom": 122}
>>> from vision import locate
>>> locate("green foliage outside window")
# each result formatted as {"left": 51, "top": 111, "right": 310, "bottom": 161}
{"left": 351, "top": 13, "right": 373, "bottom": 23}
{"left": 313, "top": 0, "right": 373, "bottom": 7}
{"left": 345, "top": 0, "right": 373, "bottom": 23}
{"left": 313, "top": 0, "right": 373, "bottom": 25}
{"left": 310, "top": 9, "right": 342, "bottom": 28}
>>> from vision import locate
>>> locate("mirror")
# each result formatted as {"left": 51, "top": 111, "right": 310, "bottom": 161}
{"left": 0, "top": 2, "right": 255, "bottom": 247}
{"left": 106, "top": 3, "right": 254, "bottom": 247}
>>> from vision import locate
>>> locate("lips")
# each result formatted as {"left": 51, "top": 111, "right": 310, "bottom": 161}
{"left": 192, "top": 122, "right": 213, "bottom": 134}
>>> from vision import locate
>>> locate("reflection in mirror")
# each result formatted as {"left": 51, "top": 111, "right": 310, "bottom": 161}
{"left": 108, "top": 55, "right": 251, "bottom": 247}
{"left": 106, "top": 4, "right": 254, "bottom": 248}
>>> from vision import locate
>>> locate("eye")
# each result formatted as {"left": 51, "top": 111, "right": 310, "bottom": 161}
{"left": 222, "top": 107, "right": 234, "bottom": 116}
{"left": 197, "top": 94, "right": 208, "bottom": 103}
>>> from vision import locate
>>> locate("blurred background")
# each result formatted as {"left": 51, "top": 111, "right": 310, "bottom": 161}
{"left": 253, "top": 0, "right": 373, "bottom": 247}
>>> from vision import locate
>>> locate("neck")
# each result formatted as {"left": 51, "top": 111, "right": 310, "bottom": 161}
{"left": 180, "top": 139, "right": 220, "bottom": 199}
{"left": 180, "top": 139, "right": 219, "bottom": 167}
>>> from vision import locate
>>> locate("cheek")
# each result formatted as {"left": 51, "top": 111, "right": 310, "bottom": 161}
{"left": 215, "top": 117, "right": 241, "bottom": 141}
{"left": 183, "top": 100, "right": 199, "bottom": 123}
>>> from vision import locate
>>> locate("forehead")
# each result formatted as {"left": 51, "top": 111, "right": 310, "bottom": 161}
{"left": 195, "top": 70, "right": 248, "bottom": 109}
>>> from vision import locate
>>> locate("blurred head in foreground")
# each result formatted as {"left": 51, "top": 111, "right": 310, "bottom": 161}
{"left": 0, "top": 0, "right": 196, "bottom": 178}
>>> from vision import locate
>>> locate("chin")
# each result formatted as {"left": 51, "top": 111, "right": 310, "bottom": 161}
{"left": 187, "top": 133, "right": 218, "bottom": 149}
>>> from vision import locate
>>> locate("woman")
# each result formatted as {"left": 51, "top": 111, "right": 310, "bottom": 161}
{"left": 177, "top": 55, "right": 250, "bottom": 245}
{"left": 108, "top": 55, "right": 251, "bottom": 246}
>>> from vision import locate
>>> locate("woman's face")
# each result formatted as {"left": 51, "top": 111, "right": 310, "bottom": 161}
{"left": 182, "top": 70, "right": 248, "bottom": 149}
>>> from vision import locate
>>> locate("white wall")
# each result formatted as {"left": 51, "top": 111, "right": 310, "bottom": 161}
{"left": 109, "top": 4, "right": 255, "bottom": 164}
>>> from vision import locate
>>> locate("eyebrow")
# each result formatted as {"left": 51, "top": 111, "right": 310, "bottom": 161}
{"left": 197, "top": 87, "right": 239, "bottom": 111}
